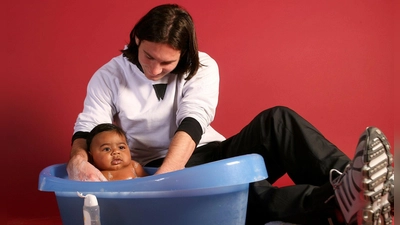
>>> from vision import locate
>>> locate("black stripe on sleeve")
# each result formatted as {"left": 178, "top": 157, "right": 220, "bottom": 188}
{"left": 176, "top": 117, "right": 202, "bottom": 145}
{"left": 71, "top": 131, "right": 90, "bottom": 145}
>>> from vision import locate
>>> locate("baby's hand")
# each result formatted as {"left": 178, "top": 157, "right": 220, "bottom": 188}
{"left": 67, "top": 155, "right": 107, "bottom": 181}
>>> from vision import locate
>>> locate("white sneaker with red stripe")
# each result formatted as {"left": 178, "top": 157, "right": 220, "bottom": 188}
{"left": 330, "top": 127, "right": 393, "bottom": 225}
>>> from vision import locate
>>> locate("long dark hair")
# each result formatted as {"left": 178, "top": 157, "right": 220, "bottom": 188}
{"left": 121, "top": 4, "right": 200, "bottom": 80}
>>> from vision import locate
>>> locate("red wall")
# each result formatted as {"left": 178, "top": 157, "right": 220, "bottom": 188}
{"left": 3, "top": 0, "right": 394, "bottom": 221}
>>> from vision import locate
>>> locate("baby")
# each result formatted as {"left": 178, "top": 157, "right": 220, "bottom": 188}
{"left": 86, "top": 123, "right": 148, "bottom": 180}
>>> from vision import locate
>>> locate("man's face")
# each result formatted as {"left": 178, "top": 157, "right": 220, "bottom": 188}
{"left": 90, "top": 131, "right": 132, "bottom": 171}
{"left": 136, "top": 39, "right": 181, "bottom": 81}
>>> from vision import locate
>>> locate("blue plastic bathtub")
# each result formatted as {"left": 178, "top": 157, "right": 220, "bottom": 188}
{"left": 38, "top": 154, "right": 268, "bottom": 225}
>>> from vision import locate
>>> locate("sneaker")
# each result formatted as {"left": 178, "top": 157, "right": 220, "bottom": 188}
{"left": 330, "top": 127, "right": 393, "bottom": 225}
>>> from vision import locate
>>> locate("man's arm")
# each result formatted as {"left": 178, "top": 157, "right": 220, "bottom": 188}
{"left": 156, "top": 54, "right": 221, "bottom": 175}
{"left": 67, "top": 138, "right": 107, "bottom": 181}
{"left": 155, "top": 131, "right": 196, "bottom": 174}
{"left": 69, "top": 138, "right": 89, "bottom": 160}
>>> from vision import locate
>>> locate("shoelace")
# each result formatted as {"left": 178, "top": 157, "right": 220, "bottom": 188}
{"left": 324, "top": 166, "right": 348, "bottom": 204}
{"left": 329, "top": 164, "right": 350, "bottom": 190}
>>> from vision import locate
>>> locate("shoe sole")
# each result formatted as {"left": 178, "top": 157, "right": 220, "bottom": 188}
{"left": 360, "top": 127, "right": 393, "bottom": 225}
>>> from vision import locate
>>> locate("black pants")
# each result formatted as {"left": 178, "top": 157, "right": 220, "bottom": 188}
{"left": 149, "top": 106, "right": 351, "bottom": 224}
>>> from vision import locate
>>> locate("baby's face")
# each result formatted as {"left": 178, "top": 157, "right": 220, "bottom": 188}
{"left": 90, "top": 131, "right": 132, "bottom": 171}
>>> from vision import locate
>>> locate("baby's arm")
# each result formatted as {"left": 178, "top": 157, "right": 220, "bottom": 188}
{"left": 132, "top": 160, "right": 148, "bottom": 177}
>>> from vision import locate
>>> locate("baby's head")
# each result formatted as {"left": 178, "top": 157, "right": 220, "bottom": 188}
{"left": 86, "top": 123, "right": 132, "bottom": 171}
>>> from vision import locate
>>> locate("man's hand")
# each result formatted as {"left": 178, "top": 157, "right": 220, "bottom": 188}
{"left": 67, "top": 154, "right": 107, "bottom": 181}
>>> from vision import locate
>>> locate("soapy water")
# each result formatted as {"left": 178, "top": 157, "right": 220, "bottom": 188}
{"left": 67, "top": 159, "right": 107, "bottom": 181}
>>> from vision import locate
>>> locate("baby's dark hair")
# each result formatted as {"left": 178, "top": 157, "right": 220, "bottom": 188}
{"left": 86, "top": 123, "right": 127, "bottom": 152}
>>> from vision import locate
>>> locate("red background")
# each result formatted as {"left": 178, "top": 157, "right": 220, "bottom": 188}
{"left": 3, "top": 0, "right": 394, "bottom": 223}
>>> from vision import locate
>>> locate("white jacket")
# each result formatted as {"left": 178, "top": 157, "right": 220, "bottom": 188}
{"left": 74, "top": 52, "right": 225, "bottom": 165}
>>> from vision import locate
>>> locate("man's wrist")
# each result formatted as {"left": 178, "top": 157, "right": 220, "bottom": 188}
{"left": 70, "top": 138, "right": 88, "bottom": 159}
{"left": 72, "top": 151, "right": 88, "bottom": 162}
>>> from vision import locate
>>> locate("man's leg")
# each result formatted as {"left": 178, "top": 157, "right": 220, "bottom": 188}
{"left": 217, "top": 106, "right": 350, "bottom": 185}
{"left": 188, "top": 107, "right": 394, "bottom": 224}
{"left": 189, "top": 106, "right": 350, "bottom": 224}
